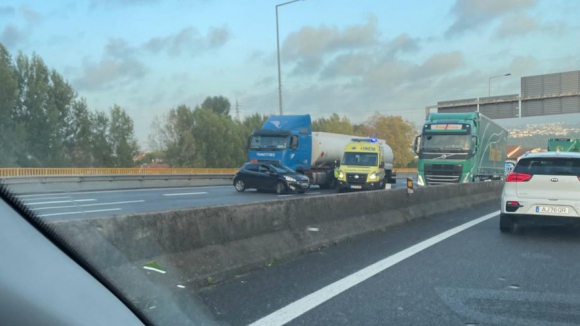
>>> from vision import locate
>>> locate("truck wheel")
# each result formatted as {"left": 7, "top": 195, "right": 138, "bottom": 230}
{"left": 276, "top": 182, "right": 286, "bottom": 195}
{"left": 500, "top": 213, "right": 515, "bottom": 233}
{"left": 234, "top": 179, "right": 246, "bottom": 192}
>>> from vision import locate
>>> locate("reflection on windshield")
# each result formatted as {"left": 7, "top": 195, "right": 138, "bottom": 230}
{"left": 271, "top": 165, "right": 294, "bottom": 174}
{"left": 341, "top": 153, "right": 377, "bottom": 166}
{"left": 422, "top": 134, "right": 471, "bottom": 153}
{"left": 250, "top": 135, "right": 289, "bottom": 149}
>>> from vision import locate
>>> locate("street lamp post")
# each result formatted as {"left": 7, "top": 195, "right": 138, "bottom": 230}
{"left": 276, "top": 0, "right": 303, "bottom": 116}
{"left": 488, "top": 73, "right": 511, "bottom": 97}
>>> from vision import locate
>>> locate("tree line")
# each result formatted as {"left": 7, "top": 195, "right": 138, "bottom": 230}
{"left": 150, "top": 109, "right": 417, "bottom": 168}
{"left": 0, "top": 42, "right": 417, "bottom": 169}
{"left": 0, "top": 43, "right": 139, "bottom": 167}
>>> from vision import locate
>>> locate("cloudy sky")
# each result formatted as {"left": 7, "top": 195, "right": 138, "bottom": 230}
{"left": 1, "top": 0, "right": 579, "bottom": 146}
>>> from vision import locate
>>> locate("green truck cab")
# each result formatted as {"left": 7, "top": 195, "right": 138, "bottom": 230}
{"left": 413, "top": 112, "right": 508, "bottom": 186}
{"left": 547, "top": 138, "right": 580, "bottom": 152}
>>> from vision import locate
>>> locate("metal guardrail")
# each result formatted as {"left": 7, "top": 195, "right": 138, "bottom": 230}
{"left": 0, "top": 174, "right": 235, "bottom": 185}
{"left": 0, "top": 168, "right": 239, "bottom": 177}
{"left": 0, "top": 167, "right": 417, "bottom": 177}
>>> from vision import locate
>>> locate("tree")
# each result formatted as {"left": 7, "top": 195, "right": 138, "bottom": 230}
{"left": 201, "top": 96, "right": 231, "bottom": 116}
{"left": 0, "top": 43, "right": 20, "bottom": 166}
{"left": 362, "top": 113, "right": 416, "bottom": 168}
{"left": 0, "top": 44, "right": 144, "bottom": 168}
{"left": 46, "top": 68, "right": 76, "bottom": 166}
{"left": 242, "top": 113, "right": 268, "bottom": 133}
{"left": 149, "top": 105, "right": 199, "bottom": 167}
{"left": 90, "top": 110, "right": 115, "bottom": 167}
{"left": 312, "top": 113, "right": 355, "bottom": 135}
{"left": 65, "top": 99, "right": 94, "bottom": 166}
{"left": 109, "top": 105, "right": 140, "bottom": 167}
{"left": 192, "top": 108, "right": 246, "bottom": 167}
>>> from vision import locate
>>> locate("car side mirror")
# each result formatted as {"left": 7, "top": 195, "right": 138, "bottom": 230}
{"left": 380, "top": 162, "right": 384, "bottom": 168}
{"left": 291, "top": 136, "right": 299, "bottom": 150}
{"left": 471, "top": 135, "right": 479, "bottom": 154}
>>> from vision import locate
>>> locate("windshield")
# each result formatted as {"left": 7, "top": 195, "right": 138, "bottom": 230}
{"left": 250, "top": 135, "right": 290, "bottom": 149}
{"left": 421, "top": 134, "right": 471, "bottom": 153}
{"left": 341, "top": 152, "right": 378, "bottom": 166}
{"left": 1, "top": 1, "right": 578, "bottom": 326}
{"left": 515, "top": 157, "right": 580, "bottom": 176}
{"left": 270, "top": 164, "right": 295, "bottom": 174}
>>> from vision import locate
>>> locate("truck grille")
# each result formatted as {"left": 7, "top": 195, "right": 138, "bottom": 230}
{"left": 346, "top": 173, "right": 367, "bottom": 184}
{"left": 424, "top": 164, "right": 462, "bottom": 185}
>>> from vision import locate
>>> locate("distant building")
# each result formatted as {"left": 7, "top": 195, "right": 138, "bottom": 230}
{"left": 506, "top": 145, "right": 545, "bottom": 164}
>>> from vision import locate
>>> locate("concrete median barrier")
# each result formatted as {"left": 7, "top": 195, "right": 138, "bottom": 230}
{"left": 48, "top": 182, "right": 502, "bottom": 293}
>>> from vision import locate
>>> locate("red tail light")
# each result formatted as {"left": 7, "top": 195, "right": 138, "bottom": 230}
{"left": 506, "top": 172, "right": 532, "bottom": 182}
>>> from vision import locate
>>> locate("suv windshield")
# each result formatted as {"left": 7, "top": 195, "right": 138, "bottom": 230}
{"left": 515, "top": 157, "right": 580, "bottom": 176}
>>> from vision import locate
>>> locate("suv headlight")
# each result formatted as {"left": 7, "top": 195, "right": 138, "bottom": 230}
{"left": 284, "top": 175, "right": 296, "bottom": 182}
{"left": 369, "top": 173, "right": 377, "bottom": 180}
{"left": 338, "top": 172, "right": 344, "bottom": 179}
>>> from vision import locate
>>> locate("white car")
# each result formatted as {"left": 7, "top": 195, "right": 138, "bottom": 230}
{"left": 500, "top": 151, "right": 580, "bottom": 233}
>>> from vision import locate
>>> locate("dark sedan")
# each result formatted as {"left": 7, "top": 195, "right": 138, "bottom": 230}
{"left": 233, "top": 163, "right": 310, "bottom": 194}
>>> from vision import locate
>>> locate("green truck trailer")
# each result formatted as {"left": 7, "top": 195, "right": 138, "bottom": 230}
{"left": 547, "top": 138, "right": 580, "bottom": 152}
{"left": 413, "top": 112, "right": 509, "bottom": 186}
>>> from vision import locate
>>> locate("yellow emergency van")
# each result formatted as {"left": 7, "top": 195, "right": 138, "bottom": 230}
{"left": 336, "top": 138, "right": 395, "bottom": 191}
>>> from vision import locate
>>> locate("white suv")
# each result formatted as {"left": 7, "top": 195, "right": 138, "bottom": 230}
{"left": 500, "top": 152, "right": 580, "bottom": 233}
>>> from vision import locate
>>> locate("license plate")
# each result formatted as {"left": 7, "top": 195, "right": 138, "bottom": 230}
{"left": 535, "top": 206, "right": 569, "bottom": 214}
{"left": 350, "top": 185, "right": 362, "bottom": 189}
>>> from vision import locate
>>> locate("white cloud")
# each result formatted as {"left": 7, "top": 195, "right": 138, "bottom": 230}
{"left": 143, "top": 26, "right": 231, "bottom": 57}
{"left": 73, "top": 38, "right": 147, "bottom": 91}
{"left": 446, "top": 0, "right": 536, "bottom": 37}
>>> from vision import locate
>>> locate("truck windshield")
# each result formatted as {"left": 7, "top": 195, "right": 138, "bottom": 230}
{"left": 250, "top": 135, "right": 290, "bottom": 149}
{"left": 422, "top": 134, "right": 471, "bottom": 153}
{"left": 342, "top": 153, "right": 378, "bottom": 166}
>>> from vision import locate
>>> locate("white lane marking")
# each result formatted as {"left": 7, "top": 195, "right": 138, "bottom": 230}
{"left": 248, "top": 210, "right": 500, "bottom": 326}
{"left": 17, "top": 186, "right": 229, "bottom": 198}
{"left": 277, "top": 195, "right": 294, "bottom": 197}
{"left": 143, "top": 266, "right": 166, "bottom": 274}
{"left": 32, "top": 200, "right": 145, "bottom": 211}
{"left": 27, "top": 199, "right": 96, "bottom": 206}
{"left": 162, "top": 192, "right": 208, "bottom": 196}
{"left": 22, "top": 196, "right": 70, "bottom": 201}
{"left": 38, "top": 208, "right": 121, "bottom": 217}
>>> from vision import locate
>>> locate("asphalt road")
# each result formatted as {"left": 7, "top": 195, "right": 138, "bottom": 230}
{"left": 15, "top": 178, "right": 411, "bottom": 220}
{"left": 197, "top": 202, "right": 580, "bottom": 326}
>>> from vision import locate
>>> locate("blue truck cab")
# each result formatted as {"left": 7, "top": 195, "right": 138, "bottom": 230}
{"left": 248, "top": 115, "right": 313, "bottom": 173}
